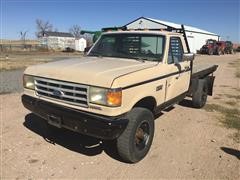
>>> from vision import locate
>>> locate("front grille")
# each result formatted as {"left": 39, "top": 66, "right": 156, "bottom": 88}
{"left": 34, "top": 77, "right": 89, "bottom": 107}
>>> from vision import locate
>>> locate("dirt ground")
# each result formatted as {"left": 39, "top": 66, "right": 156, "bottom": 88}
{"left": 0, "top": 54, "right": 239, "bottom": 179}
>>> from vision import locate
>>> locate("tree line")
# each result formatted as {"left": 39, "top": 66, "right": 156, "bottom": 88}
{"left": 20, "top": 18, "right": 89, "bottom": 41}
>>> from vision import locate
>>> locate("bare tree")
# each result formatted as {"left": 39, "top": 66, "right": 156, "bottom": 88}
{"left": 83, "top": 33, "right": 94, "bottom": 47}
{"left": 69, "top": 25, "right": 81, "bottom": 39}
{"left": 20, "top": 30, "right": 28, "bottom": 48}
{"left": 35, "top": 19, "right": 53, "bottom": 38}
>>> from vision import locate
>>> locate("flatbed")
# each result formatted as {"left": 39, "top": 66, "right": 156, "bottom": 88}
{"left": 192, "top": 64, "right": 218, "bottom": 79}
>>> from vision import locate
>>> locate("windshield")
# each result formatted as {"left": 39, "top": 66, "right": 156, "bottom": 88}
{"left": 225, "top": 41, "right": 232, "bottom": 46}
{"left": 88, "top": 33, "right": 165, "bottom": 62}
{"left": 206, "top": 40, "right": 215, "bottom": 44}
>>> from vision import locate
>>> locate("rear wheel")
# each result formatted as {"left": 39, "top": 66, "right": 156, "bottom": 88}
{"left": 192, "top": 79, "right": 208, "bottom": 108}
{"left": 208, "top": 49, "right": 213, "bottom": 55}
{"left": 116, "top": 107, "right": 154, "bottom": 163}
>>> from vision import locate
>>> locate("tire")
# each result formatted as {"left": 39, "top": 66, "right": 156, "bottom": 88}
{"left": 208, "top": 49, "right": 213, "bottom": 55}
{"left": 218, "top": 49, "right": 223, "bottom": 55}
{"left": 192, "top": 79, "right": 208, "bottom": 108}
{"left": 216, "top": 49, "right": 221, "bottom": 55}
{"left": 117, "top": 107, "right": 154, "bottom": 163}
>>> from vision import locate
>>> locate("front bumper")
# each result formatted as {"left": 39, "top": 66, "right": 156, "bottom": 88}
{"left": 22, "top": 95, "right": 128, "bottom": 140}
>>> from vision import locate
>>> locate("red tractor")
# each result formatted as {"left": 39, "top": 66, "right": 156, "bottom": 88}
{"left": 200, "top": 39, "right": 225, "bottom": 55}
{"left": 216, "top": 41, "right": 226, "bottom": 55}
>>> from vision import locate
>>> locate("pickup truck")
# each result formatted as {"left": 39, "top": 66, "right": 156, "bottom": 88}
{"left": 22, "top": 28, "right": 218, "bottom": 163}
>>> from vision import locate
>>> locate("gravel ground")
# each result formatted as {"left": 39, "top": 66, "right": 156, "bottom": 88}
{"left": 1, "top": 54, "right": 240, "bottom": 179}
{"left": 0, "top": 69, "right": 24, "bottom": 93}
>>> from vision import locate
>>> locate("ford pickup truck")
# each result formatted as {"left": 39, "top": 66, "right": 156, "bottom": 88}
{"left": 22, "top": 27, "right": 218, "bottom": 163}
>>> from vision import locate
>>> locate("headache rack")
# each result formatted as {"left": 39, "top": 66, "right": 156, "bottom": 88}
{"left": 102, "top": 25, "right": 190, "bottom": 52}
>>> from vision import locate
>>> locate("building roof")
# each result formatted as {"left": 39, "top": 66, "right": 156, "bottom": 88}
{"left": 126, "top": 17, "right": 218, "bottom": 36}
{"left": 44, "top": 31, "right": 74, "bottom": 37}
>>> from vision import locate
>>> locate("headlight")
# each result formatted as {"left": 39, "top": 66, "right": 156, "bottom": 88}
{"left": 23, "top": 75, "right": 35, "bottom": 90}
{"left": 89, "top": 87, "right": 122, "bottom": 107}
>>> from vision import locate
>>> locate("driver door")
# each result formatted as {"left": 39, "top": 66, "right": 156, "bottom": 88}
{"left": 165, "top": 36, "right": 191, "bottom": 101}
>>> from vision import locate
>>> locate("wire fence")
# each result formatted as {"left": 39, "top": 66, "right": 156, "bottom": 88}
{"left": 0, "top": 40, "right": 48, "bottom": 52}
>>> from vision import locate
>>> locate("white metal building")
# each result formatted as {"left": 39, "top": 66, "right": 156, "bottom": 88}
{"left": 40, "top": 31, "right": 75, "bottom": 50}
{"left": 125, "top": 17, "right": 220, "bottom": 53}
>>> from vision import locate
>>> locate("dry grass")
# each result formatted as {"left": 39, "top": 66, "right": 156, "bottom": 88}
{"left": 228, "top": 59, "right": 240, "bottom": 78}
{"left": 224, "top": 94, "right": 240, "bottom": 100}
{"left": 204, "top": 104, "right": 240, "bottom": 131}
{"left": 232, "top": 87, "right": 240, "bottom": 92}
{"left": 0, "top": 91, "right": 11, "bottom": 95}
{"left": 235, "top": 71, "right": 240, "bottom": 78}
{"left": 225, "top": 101, "right": 237, "bottom": 106}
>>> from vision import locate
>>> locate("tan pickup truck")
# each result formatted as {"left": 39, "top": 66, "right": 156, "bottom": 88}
{"left": 22, "top": 28, "right": 218, "bottom": 163}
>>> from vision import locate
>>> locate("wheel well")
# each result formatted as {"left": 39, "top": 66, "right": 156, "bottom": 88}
{"left": 133, "top": 96, "right": 157, "bottom": 113}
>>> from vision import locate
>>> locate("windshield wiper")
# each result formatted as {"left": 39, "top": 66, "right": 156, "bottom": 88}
{"left": 133, "top": 57, "right": 149, "bottom": 62}
{"left": 116, "top": 54, "right": 147, "bottom": 62}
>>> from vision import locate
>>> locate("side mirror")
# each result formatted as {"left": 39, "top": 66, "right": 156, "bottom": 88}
{"left": 183, "top": 53, "right": 195, "bottom": 61}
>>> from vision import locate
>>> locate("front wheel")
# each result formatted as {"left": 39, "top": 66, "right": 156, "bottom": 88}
{"left": 208, "top": 49, "right": 213, "bottom": 55}
{"left": 116, "top": 107, "right": 154, "bottom": 163}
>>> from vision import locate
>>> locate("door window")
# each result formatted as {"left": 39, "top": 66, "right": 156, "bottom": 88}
{"left": 168, "top": 37, "right": 183, "bottom": 64}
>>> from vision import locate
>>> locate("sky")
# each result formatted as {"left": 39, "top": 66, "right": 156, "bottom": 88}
{"left": 1, "top": 0, "right": 239, "bottom": 42}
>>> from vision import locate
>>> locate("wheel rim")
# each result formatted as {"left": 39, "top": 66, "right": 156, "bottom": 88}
{"left": 135, "top": 121, "right": 150, "bottom": 151}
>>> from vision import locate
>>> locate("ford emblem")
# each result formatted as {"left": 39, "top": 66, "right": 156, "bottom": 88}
{"left": 53, "top": 89, "right": 64, "bottom": 97}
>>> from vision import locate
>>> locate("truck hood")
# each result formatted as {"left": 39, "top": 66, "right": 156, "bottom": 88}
{"left": 25, "top": 56, "right": 157, "bottom": 87}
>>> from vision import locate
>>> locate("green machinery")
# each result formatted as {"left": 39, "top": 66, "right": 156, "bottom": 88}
{"left": 80, "top": 26, "right": 126, "bottom": 43}
{"left": 80, "top": 30, "right": 102, "bottom": 43}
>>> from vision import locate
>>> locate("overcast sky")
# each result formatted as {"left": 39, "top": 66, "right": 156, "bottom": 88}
{"left": 1, "top": 0, "right": 239, "bottom": 42}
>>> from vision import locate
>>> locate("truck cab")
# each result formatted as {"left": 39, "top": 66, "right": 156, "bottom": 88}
{"left": 22, "top": 30, "right": 217, "bottom": 163}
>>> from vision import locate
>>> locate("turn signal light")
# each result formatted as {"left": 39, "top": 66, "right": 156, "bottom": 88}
{"left": 107, "top": 90, "right": 122, "bottom": 107}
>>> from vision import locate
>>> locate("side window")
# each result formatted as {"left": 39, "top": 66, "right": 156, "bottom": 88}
{"left": 168, "top": 37, "right": 183, "bottom": 64}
